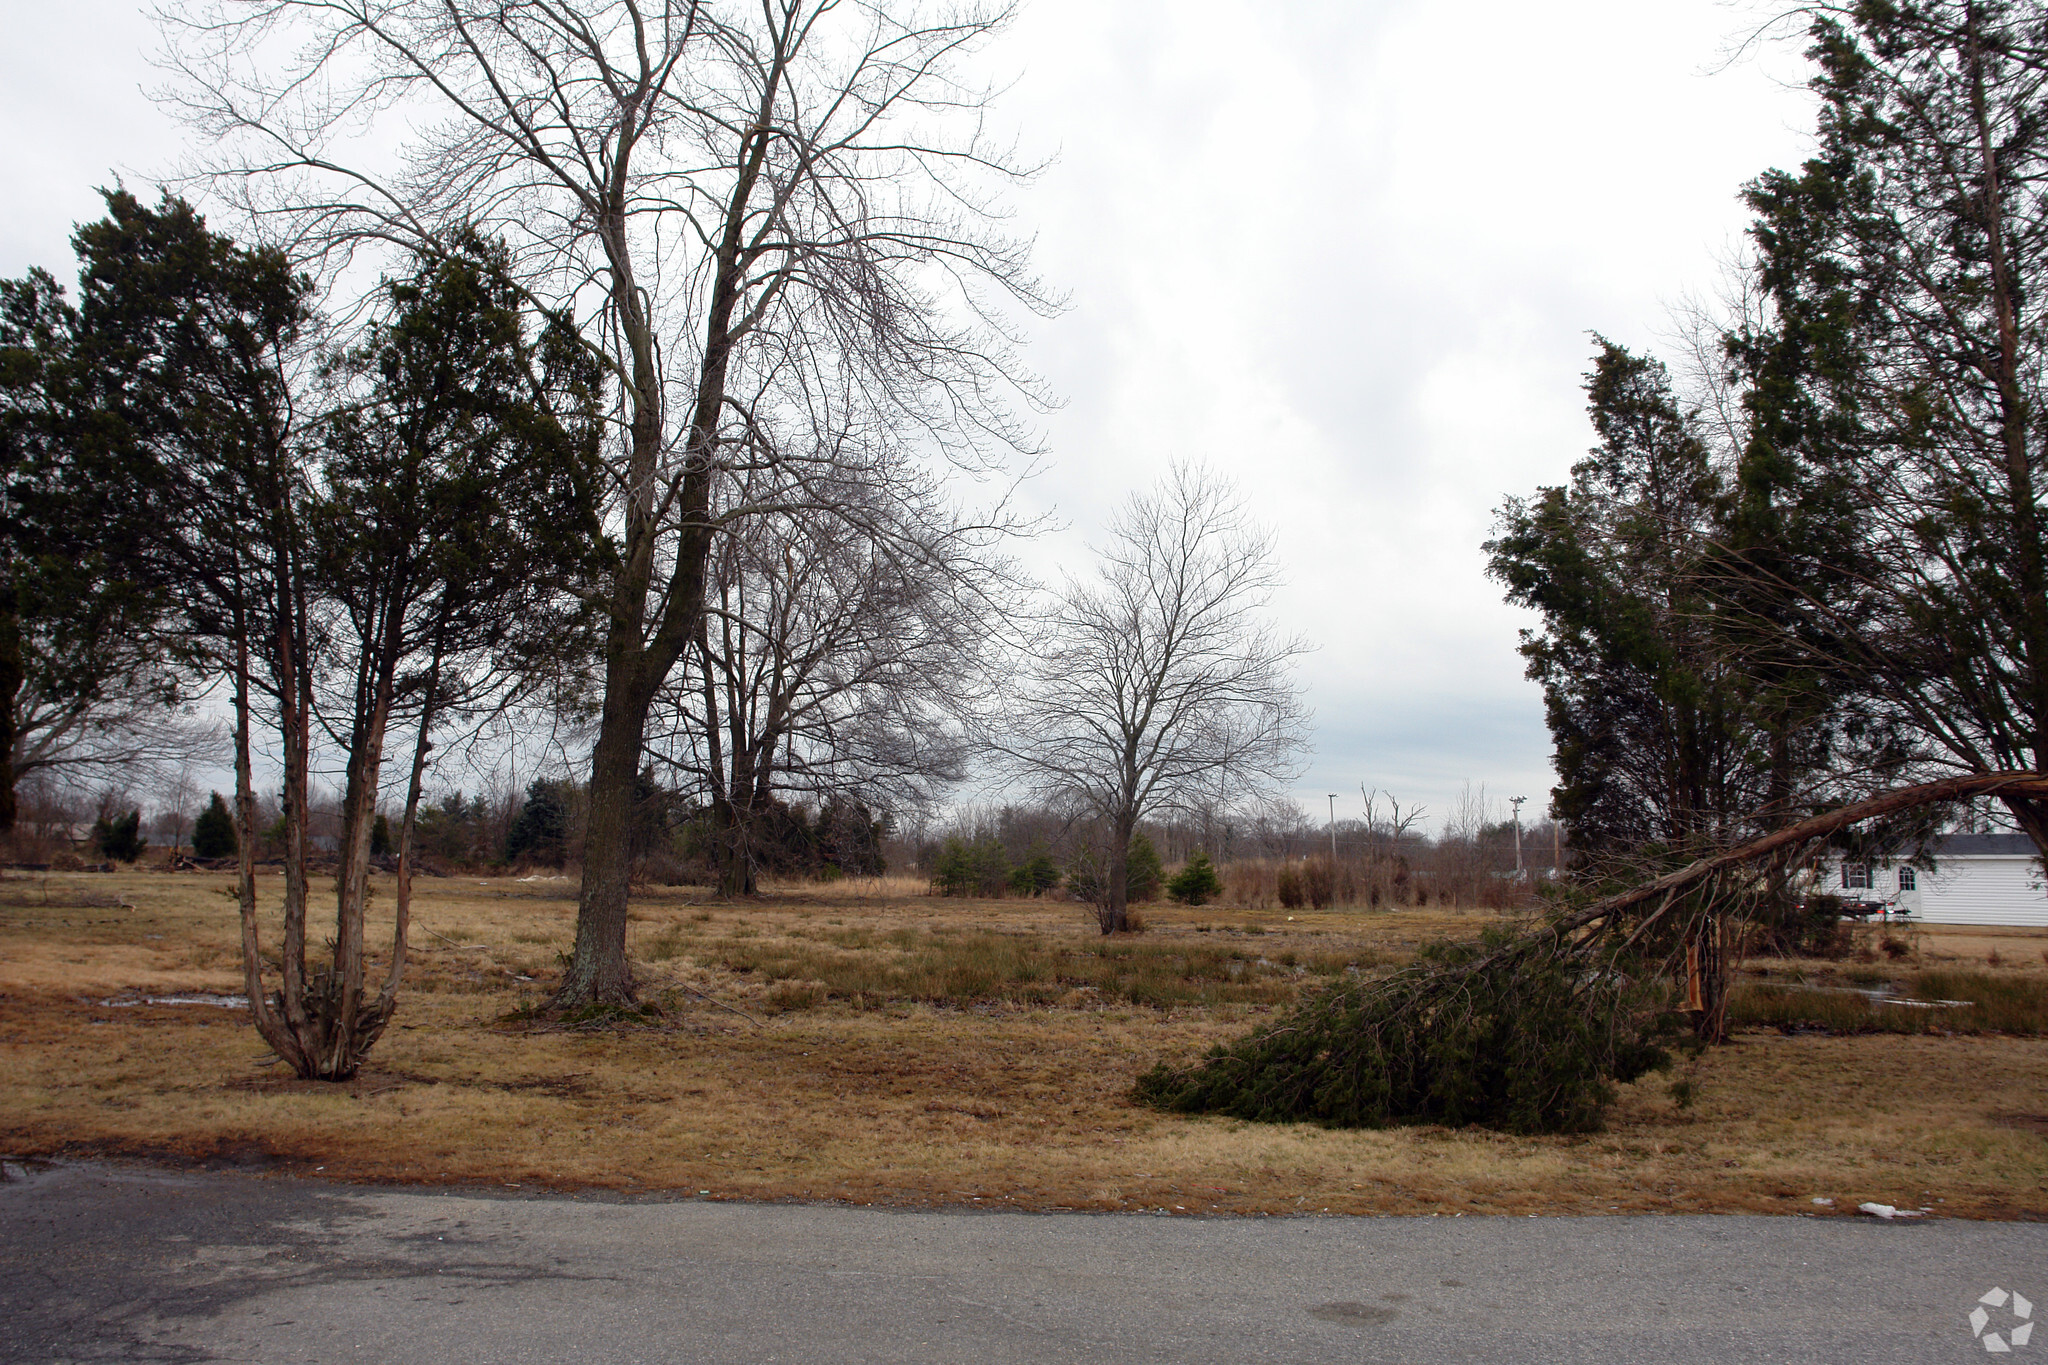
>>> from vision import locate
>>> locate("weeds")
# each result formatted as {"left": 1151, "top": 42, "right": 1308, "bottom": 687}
{"left": 1729, "top": 972, "right": 2048, "bottom": 1035}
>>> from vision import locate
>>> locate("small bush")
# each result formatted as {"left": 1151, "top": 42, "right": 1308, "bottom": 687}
{"left": 1167, "top": 851, "right": 1223, "bottom": 906}
{"left": 1008, "top": 845, "right": 1061, "bottom": 897}
{"left": 1300, "top": 858, "right": 1335, "bottom": 910}
{"left": 1275, "top": 867, "right": 1306, "bottom": 909}
{"left": 92, "top": 810, "right": 146, "bottom": 863}
{"left": 932, "top": 836, "right": 1009, "bottom": 897}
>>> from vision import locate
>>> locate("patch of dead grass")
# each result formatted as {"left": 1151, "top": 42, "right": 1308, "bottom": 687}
{"left": 2, "top": 869, "right": 2045, "bottom": 1218}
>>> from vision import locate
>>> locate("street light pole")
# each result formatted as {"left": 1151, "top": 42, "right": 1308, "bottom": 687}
{"left": 1509, "top": 795, "right": 1527, "bottom": 880}
{"left": 1327, "top": 794, "right": 1338, "bottom": 866}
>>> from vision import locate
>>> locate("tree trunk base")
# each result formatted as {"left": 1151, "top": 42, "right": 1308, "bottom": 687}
{"left": 263, "top": 982, "right": 397, "bottom": 1081}
{"left": 545, "top": 963, "right": 640, "bottom": 1016}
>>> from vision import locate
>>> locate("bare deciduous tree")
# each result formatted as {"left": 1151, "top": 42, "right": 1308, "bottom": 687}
{"left": 648, "top": 456, "right": 1015, "bottom": 893}
{"left": 159, "top": 0, "right": 1053, "bottom": 1008}
{"left": 998, "top": 463, "right": 1311, "bottom": 933}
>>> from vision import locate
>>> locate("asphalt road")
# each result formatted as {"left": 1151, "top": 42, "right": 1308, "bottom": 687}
{"left": 2, "top": 1160, "right": 2041, "bottom": 1363}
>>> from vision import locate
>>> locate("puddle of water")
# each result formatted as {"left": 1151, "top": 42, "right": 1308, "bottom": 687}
{"left": 1774, "top": 983, "right": 1969, "bottom": 1009}
{"left": 98, "top": 994, "right": 249, "bottom": 1009}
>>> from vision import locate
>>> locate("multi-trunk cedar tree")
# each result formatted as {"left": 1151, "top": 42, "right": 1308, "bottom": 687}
{"left": 47, "top": 193, "right": 599, "bottom": 1078}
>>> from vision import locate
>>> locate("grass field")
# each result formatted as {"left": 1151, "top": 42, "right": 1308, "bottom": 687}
{"left": 3, "top": 868, "right": 2047, "bottom": 1219}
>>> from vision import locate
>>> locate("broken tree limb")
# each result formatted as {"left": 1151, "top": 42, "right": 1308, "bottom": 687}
{"left": 1549, "top": 772, "right": 2048, "bottom": 939}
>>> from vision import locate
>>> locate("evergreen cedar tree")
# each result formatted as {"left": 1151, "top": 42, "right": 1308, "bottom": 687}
{"left": 1, "top": 248, "right": 186, "bottom": 832}
{"left": 1489, "top": 2, "right": 2048, "bottom": 863}
{"left": 1713, "top": 0, "right": 2048, "bottom": 857}
{"left": 1168, "top": 851, "right": 1222, "bottom": 906}
{"left": 504, "top": 779, "right": 571, "bottom": 865}
{"left": 1486, "top": 341, "right": 1776, "bottom": 857}
{"left": 190, "top": 793, "right": 236, "bottom": 860}
{"left": 14, "top": 190, "right": 601, "bottom": 1079}
{"left": 91, "top": 809, "right": 145, "bottom": 862}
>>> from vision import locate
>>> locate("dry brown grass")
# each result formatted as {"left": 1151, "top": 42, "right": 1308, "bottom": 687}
{"left": 3, "top": 869, "right": 2046, "bottom": 1218}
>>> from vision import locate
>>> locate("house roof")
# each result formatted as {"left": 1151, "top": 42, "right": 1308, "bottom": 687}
{"left": 1931, "top": 833, "right": 2040, "bottom": 857}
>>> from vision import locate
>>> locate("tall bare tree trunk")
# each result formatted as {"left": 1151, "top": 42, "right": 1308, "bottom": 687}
{"left": 274, "top": 579, "right": 314, "bottom": 1060}
{"left": 363, "top": 652, "right": 440, "bottom": 1057}
{"left": 1102, "top": 809, "right": 1134, "bottom": 935}
{"left": 559, "top": 671, "right": 656, "bottom": 1009}
{"left": 328, "top": 618, "right": 400, "bottom": 1071}
{"left": 553, "top": 111, "right": 762, "bottom": 1007}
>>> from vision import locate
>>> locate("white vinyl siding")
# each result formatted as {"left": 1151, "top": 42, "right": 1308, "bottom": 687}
{"left": 1916, "top": 856, "right": 2048, "bottom": 928}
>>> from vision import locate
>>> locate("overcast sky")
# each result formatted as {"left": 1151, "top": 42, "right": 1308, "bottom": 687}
{"left": 0, "top": 1, "right": 1819, "bottom": 832}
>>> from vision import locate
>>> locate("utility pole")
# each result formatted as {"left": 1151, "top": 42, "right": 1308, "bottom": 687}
{"left": 1327, "top": 793, "right": 1338, "bottom": 865}
{"left": 1509, "top": 795, "right": 1527, "bottom": 879}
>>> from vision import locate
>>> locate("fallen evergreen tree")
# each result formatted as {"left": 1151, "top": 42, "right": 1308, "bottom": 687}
{"left": 1135, "top": 929, "right": 1679, "bottom": 1133}
{"left": 1138, "top": 773, "right": 2048, "bottom": 1134}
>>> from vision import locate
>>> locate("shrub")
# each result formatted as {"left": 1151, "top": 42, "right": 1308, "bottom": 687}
{"left": 1301, "top": 858, "right": 1334, "bottom": 910}
{"left": 1276, "top": 866, "right": 1306, "bottom": 909}
{"left": 932, "top": 836, "right": 1009, "bottom": 897}
{"left": 931, "top": 837, "right": 973, "bottom": 895}
{"left": 190, "top": 793, "right": 237, "bottom": 860}
{"left": 1167, "top": 850, "right": 1223, "bottom": 906}
{"left": 370, "top": 813, "right": 393, "bottom": 858}
{"left": 92, "top": 809, "right": 146, "bottom": 863}
{"left": 1008, "top": 844, "right": 1061, "bottom": 897}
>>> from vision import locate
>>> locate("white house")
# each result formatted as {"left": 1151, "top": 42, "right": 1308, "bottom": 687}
{"left": 1824, "top": 833, "right": 2048, "bottom": 928}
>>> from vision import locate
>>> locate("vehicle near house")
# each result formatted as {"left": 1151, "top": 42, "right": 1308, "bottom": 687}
{"left": 1818, "top": 834, "right": 2048, "bottom": 928}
